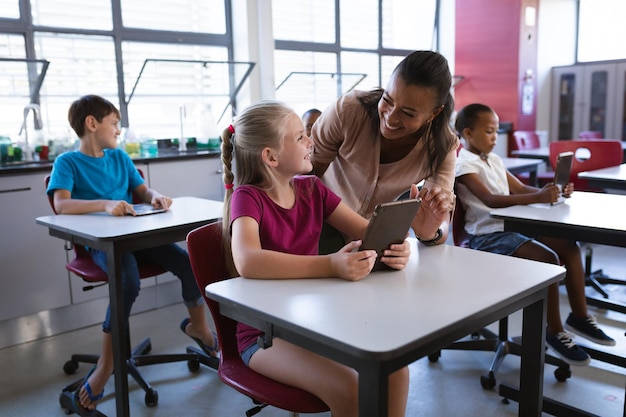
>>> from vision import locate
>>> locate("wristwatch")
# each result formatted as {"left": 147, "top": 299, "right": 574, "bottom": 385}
{"left": 418, "top": 227, "right": 443, "bottom": 246}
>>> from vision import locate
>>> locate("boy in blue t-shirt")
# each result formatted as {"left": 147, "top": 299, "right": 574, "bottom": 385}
{"left": 47, "top": 95, "right": 217, "bottom": 414}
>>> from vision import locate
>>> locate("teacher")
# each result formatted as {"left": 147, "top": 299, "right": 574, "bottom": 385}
{"left": 311, "top": 50, "right": 458, "bottom": 248}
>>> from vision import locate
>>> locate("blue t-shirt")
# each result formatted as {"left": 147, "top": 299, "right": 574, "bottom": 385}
{"left": 47, "top": 148, "right": 144, "bottom": 202}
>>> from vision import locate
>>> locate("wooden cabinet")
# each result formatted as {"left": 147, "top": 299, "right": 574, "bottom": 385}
{"left": 551, "top": 61, "right": 626, "bottom": 140}
{"left": 0, "top": 172, "right": 71, "bottom": 321}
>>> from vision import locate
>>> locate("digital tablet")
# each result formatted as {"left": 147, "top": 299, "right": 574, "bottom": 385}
{"left": 552, "top": 151, "right": 573, "bottom": 205}
{"left": 130, "top": 203, "right": 168, "bottom": 216}
{"left": 359, "top": 198, "right": 421, "bottom": 271}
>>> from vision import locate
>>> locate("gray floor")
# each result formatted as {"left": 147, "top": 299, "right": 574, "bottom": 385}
{"left": 1, "top": 244, "right": 625, "bottom": 417}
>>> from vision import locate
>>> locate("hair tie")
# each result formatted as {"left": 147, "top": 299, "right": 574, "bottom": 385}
{"left": 224, "top": 183, "right": 234, "bottom": 190}
{"left": 227, "top": 124, "right": 235, "bottom": 134}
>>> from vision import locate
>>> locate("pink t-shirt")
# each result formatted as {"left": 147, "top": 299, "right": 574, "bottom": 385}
{"left": 230, "top": 175, "right": 341, "bottom": 352}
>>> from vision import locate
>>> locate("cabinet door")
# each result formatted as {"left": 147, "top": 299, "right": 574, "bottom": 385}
{"left": 551, "top": 66, "right": 584, "bottom": 140}
{"left": 147, "top": 157, "right": 223, "bottom": 201}
{"left": 613, "top": 62, "right": 626, "bottom": 141}
{"left": 0, "top": 173, "right": 71, "bottom": 321}
{"left": 580, "top": 64, "right": 617, "bottom": 138}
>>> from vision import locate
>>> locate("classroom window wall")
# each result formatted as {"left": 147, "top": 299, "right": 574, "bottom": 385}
{"left": 577, "top": 0, "right": 626, "bottom": 62}
{"left": 272, "top": 0, "right": 439, "bottom": 117}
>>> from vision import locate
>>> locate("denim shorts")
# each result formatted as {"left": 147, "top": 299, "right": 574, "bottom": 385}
{"left": 240, "top": 342, "right": 262, "bottom": 366}
{"left": 468, "top": 231, "right": 533, "bottom": 256}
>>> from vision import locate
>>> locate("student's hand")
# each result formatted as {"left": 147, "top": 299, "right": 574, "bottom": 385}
{"left": 537, "top": 183, "right": 561, "bottom": 204}
{"left": 561, "top": 182, "right": 574, "bottom": 198}
{"left": 330, "top": 240, "right": 376, "bottom": 281}
{"left": 381, "top": 239, "right": 411, "bottom": 270}
{"left": 105, "top": 200, "right": 134, "bottom": 216}
{"left": 152, "top": 195, "right": 172, "bottom": 210}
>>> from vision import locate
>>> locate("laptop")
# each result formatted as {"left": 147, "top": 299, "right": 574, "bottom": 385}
{"left": 130, "top": 203, "right": 168, "bottom": 216}
{"left": 552, "top": 151, "right": 574, "bottom": 205}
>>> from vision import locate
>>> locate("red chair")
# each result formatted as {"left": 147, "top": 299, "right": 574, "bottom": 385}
{"left": 45, "top": 171, "right": 201, "bottom": 411}
{"left": 578, "top": 130, "right": 603, "bottom": 139}
{"left": 510, "top": 131, "right": 554, "bottom": 186}
{"left": 428, "top": 190, "right": 570, "bottom": 390}
{"left": 548, "top": 139, "right": 622, "bottom": 191}
{"left": 186, "top": 221, "right": 330, "bottom": 417}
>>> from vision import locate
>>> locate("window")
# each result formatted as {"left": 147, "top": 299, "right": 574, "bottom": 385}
{"left": 577, "top": 0, "right": 626, "bottom": 62}
{"left": 272, "top": 0, "right": 439, "bottom": 117}
{"left": 0, "top": 0, "right": 233, "bottom": 147}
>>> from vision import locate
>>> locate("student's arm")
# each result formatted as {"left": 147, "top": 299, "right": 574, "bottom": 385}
{"left": 326, "top": 202, "right": 411, "bottom": 270}
{"left": 458, "top": 172, "right": 560, "bottom": 208}
{"left": 53, "top": 189, "right": 133, "bottom": 216}
{"left": 231, "top": 216, "right": 377, "bottom": 281}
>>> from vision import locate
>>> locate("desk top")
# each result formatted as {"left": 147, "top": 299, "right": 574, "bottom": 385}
{"left": 490, "top": 191, "right": 626, "bottom": 234}
{"left": 36, "top": 196, "right": 223, "bottom": 241}
{"left": 578, "top": 163, "right": 626, "bottom": 182}
{"left": 501, "top": 157, "right": 544, "bottom": 170}
{"left": 206, "top": 240, "right": 564, "bottom": 356}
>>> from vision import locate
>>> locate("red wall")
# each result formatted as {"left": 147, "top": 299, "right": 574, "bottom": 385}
{"left": 455, "top": 0, "right": 539, "bottom": 132}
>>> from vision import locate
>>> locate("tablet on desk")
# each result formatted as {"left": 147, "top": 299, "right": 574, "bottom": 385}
{"left": 359, "top": 198, "right": 420, "bottom": 271}
{"left": 552, "top": 151, "right": 573, "bottom": 205}
{"left": 130, "top": 203, "right": 167, "bottom": 216}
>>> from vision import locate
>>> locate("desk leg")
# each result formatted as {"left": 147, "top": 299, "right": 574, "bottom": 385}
{"left": 519, "top": 293, "right": 547, "bottom": 417}
{"left": 358, "top": 362, "right": 387, "bottom": 417}
{"left": 106, "top": 247, "right": 131, "bottom": 417}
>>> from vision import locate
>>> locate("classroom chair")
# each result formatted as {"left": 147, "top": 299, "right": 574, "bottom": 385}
{"left": 510, "top": 130, "right": 554, "bottom": 186}
{"left": 428, "top": 190, "right": 571, "bottom": 390}
{"left": 45, "top": 172, "right": 201, "bottom": 411}
{"left": 548, "top": 139, "right": 626, "bottom": 299}
{"left": 578, "top": 130, "right": 603, "bottom": 139}
{"left": 186, "top": 221, "right": 330, "bottom": 417}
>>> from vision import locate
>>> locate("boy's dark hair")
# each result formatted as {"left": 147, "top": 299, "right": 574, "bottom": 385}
{"left": 302, "top": 108, "right": 321, "bottom": 119}
{"left": 454, "top": 103, "right": 494, "bottom": 135}
{"left": 68, "top": 95, "right": 120, "bottom": 138}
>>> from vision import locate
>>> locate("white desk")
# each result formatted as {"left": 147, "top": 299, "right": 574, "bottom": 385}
{"left": 578, "top": 163, "right": 626, "bottom": 191}
{"left": 36, "top": 197, "right": 223, "bottom": 417}
{"left": 502, "top": 157, "right": 545, "bottom": 186}
{"left": 491, "top": 192, "right": 626, "bottom": 416}
{"left": 206, "top": 240, "right": 564, "bottom": 417}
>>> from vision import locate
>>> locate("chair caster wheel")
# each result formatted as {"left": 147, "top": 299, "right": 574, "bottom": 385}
{"left": 554, "top": 366, "right": 571, "bottom": 382}
{"left": 145, "top": 388, "right": 158, "bottom": 407}
{"left": 63, "top": 360, "right": 79, "bottom": 375}
{"left": 427, "top": 351, "right": 440, "bottom": 363}
{"left": 188, "top": 357, "right": 200, "bottom": 372}
{"left": 480, "top": 374, "right": 496, "bottom": 390}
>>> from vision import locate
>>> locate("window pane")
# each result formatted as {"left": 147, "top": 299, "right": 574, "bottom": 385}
{"left": 31, "top": 0, "right": 113, "bottom": 30}
{"left": 274, "top": 50, "right": 338, "bottom": 116}
{"left": 382, "top": 0, "right": 436, "bottom": 50}
{"left": 340, "top": 0, "right": 378, "bottom": 49}
{"left": 0, "top": 35, "right": 28, "bottom": 138}
{"left": 273, "top": 0, "right": 335, "bottom": 43}
{"left": 341, "top": 51, "right": 379, "bottom": 90}
{"left": 0, "top": 0, "right": 19, "bottom": 18}
{"left": 121, "top": 0, "right": 226, "bottom": 34}
{"left": 578, "top": 0, "right": 626, "bottom": 62}
{"left": 34, "top": 33, "right": 117, "bottom": 137}
{"left": 381, "top": 55, "right": 406, "bottom": 86}
{"left": 122, "top": 42, "right": 231, "bottom": 140}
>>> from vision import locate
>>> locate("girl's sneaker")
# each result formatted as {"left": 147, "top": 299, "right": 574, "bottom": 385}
{"left": 564, "top": 313, "right": 616, "bottom": 346}
{"left": 546, "top": 331, "right": 590, "bottom": 366}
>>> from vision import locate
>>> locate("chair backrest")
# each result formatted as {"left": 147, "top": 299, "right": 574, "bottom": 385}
{"left": 548, "top": 139, "right": 623, "bottom": 191}
{"left": 511, "top": 131, "right": 541, "bottom": 151}
{"left": 186, "top": 222, "right": 329, "bottom": 414}
{"left": 578, "top": 130, "right": 603, "bottom": 139}
{"left": 451, "top": 187, "right": 470, "bottom": 248}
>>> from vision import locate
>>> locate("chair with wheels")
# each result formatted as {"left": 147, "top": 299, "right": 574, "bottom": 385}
{"left": 45, "top": 172, "right": 201, "bottom": 413}
{"left": 510, "top": 130, "right": 554, "bottom": 186}
{"left": 428, "top": 190, "right": 571, "bottom": 390}
{"left": 187, "top": 221, "right": 330, "bottom": 417}
{"left": 548, "top": 139, "right": 626, "bottom": 300}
